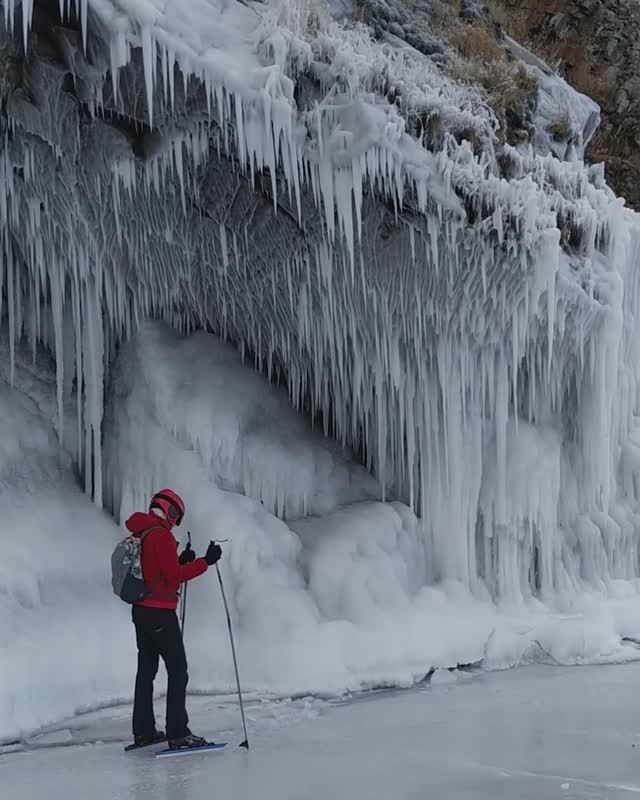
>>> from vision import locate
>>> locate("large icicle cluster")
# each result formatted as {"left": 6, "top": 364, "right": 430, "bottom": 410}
{"left": 1, "top": 0, "right": 640, "bottom": 603}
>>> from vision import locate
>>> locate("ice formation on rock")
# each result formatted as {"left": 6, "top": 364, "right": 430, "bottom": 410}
{"left": 0, "top": 0, "right": 640, "bottom": 607}
{"left": 103, "top": 321, "right": 380, "bottom": 520}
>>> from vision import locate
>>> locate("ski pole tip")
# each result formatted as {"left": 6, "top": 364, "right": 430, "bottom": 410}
{"left": 239, "top": 740, "right": 249, "bottom": 750}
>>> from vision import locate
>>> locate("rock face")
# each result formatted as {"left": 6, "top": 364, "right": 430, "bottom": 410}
{"left": 493, "top": 0, "right": 640, "bottom": 209}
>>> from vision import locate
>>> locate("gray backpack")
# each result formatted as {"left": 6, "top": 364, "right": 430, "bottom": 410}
{"left": 111, "top": 527, "right": 159, "bottom": 604}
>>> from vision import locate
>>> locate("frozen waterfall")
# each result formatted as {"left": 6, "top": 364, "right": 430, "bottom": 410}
{"left": 1, "top": 0, "right": 640, "bottom": 663}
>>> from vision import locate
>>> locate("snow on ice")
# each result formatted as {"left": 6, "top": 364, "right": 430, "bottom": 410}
{"left": 1, "top": 0, "right": 640, "bottom": 743}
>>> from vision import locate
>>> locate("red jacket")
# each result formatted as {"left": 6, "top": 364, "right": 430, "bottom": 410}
{"left": 125, "top": 511, "right": 208, "bottom": 610}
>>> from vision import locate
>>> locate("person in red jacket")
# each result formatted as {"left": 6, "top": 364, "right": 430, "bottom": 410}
{"left": 126, "top": 489, "right": 222, "bottom": 750}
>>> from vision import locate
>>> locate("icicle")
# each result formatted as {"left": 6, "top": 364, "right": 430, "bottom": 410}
{"left": 21, "top": 0, "right": 33, "bottom": 52}
{"left": 80, "top": 0, "right": 88, "bottom": 53}
{"left": 7, "top": 257, "right": 15, "bottom": 386}
{"left": 141, "top": 27, "right": 155, "bottom": 129}
{"left": 50, "top": 264, "right": 65, "bottom": 444}
{"left": 512, "top": 307, "right": 519, "bottom": 430}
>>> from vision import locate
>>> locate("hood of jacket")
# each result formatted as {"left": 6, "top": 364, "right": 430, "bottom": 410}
{"left": 125, "top": 511, "right": 173, "bottom": 536}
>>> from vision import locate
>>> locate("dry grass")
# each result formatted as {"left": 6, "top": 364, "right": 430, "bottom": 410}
{"left": 483, "top": 0, "right": 510, "bottom": 30}
{"left": 356, "top": 0, "right": 541, "bottom": 146}
{"left": 482, "top": 62, "right": 538, "bottom": 109}
{"left": 430, "top": 0, "right": 462, "bottom": 35}
{"left": 438, "top": 2, "right": 541, "bottom": 143}
{"left": 483, "top": 0, "right": 565, "bottom": 72}
{"left": 449, "top": 47, "right": 539, "bottom": 142}
{"left": 547, "top": 113, "right": 571, "bottom": 142}
{"left": 483, "top": 0, "right": 529, "bottom": 41}
{"left": 452, "top": 25, "right": 503, "bottom": 62}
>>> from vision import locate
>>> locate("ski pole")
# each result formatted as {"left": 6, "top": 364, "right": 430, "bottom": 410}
{"left": 215, "top": 557, "right": 249, "bottom": 749}
{"left": 180, "top": 531, "right": 192, "bottom": 635}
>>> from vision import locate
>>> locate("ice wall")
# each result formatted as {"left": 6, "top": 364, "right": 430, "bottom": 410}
{"left": 103, "top": 321, "right": 379, "bottom": 519}
{"left": 1, "top": 0, "right": 640, "bottom": 603}
{"left": 6, "top": 322, "right": 640, "bottom": 743}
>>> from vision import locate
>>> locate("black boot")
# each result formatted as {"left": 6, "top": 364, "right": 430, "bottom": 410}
{"left": 134, "top": 729, "right": 166, "bottom": 747}
{"left": 168, "top": 733, "right": 208, "bottom": 750}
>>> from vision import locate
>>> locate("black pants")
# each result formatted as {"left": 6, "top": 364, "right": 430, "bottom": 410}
{"left": 132, "top": 605, "right": 190, "bottom": 740}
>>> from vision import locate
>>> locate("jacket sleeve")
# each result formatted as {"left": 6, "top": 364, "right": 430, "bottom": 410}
{"left": 154, "top": 533, "right": 208, "bottom": 586}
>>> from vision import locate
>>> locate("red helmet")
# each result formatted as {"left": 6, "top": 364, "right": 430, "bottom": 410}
{"left": 149, "top": 489, "right": 185, "bottom": 527}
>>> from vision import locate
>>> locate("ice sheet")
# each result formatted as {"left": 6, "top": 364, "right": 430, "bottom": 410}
{"left": 4, "top": 664, "right": 640, "bottom": 800}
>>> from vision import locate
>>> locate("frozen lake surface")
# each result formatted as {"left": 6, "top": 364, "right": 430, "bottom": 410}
{"left": 3, "top": 663, "right": 640, "bottom": 799}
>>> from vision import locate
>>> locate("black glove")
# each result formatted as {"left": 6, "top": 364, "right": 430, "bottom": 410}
{"left": 204, "top": 541, "right": 222, "bottom": 566}
{"left": 178, "top": 546, "right": 196, "bottom": 565}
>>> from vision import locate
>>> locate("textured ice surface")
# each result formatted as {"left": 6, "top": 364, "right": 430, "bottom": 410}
{"left": 4, "top": 665, "right": 640, "bottom": 799}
